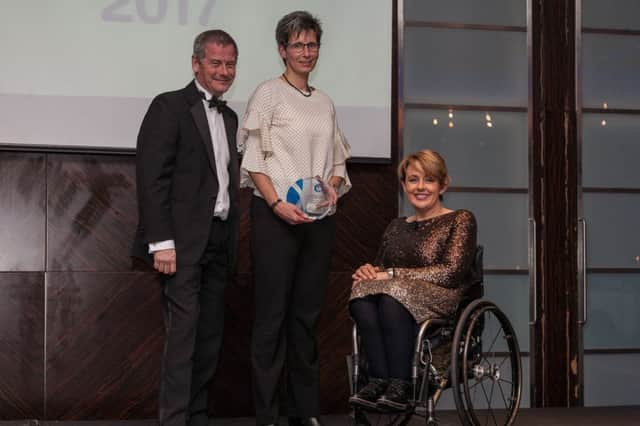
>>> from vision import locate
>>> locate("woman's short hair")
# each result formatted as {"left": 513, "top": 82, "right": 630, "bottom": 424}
{"left": 397, "top": 149, "right": 451, "bottom": 187}
{"left": 193, "top": 29, "right": 238, "bottom": 60}
{"left": 275, "top": 11, "right": 323, "bottom": 47}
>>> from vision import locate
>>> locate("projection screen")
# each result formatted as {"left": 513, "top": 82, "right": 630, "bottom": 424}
{"left": 0, "top": 0, "right": 391, "bottom": 159}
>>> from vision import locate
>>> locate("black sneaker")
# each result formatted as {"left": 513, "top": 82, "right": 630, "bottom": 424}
{"left": 376, "top": 378, "right": 411, "bottom": 411}
{"left": 349, "top": 377, "right": 388, "bottom": 409}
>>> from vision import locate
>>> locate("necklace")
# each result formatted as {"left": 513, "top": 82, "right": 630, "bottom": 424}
{"left": 282, "top": 73, "right": 312, "bottom": 97}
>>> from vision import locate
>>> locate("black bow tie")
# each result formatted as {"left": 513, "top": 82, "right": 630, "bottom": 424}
{"left": 200, "top": 91, "right": 226, "bottom": 112}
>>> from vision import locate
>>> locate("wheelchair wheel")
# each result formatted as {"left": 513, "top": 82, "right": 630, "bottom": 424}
{"left": 451, "top": 299, "right": 522, "bottom": 425}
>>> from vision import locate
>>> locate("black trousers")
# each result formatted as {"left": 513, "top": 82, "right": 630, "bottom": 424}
{"left": 349, "top": 294, "right": 418, "bottom": 381}
{"left": 250, "top": 196, "right": 336, "bottom": 425}
{"left": 159, "top": 218, "right": 230, "bottom": 426}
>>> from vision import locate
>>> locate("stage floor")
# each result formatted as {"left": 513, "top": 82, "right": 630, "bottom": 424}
{"left": 3, "top": 406, "right": 640, "bottom": 425}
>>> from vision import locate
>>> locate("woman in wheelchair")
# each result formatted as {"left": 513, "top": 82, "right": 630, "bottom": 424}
{"left": 349, "top": 149, "right": 477, "bottom": 412}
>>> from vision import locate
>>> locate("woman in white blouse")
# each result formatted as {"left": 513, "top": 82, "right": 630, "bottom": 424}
{"left": 239, "top": 10, "right": 351, "bottom": 426}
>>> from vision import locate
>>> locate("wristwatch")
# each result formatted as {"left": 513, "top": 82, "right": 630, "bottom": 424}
{"left": 385, "top": 267, "right": 395, "bottom": 278}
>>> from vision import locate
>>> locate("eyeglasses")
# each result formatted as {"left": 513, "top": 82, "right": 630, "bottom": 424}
{"left": 286, "top": 42, "right": 320, "bottom": 53}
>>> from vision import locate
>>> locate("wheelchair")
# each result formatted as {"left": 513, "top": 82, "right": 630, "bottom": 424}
{"left": 346, "top": 247, "right": 522, "bottom": 426}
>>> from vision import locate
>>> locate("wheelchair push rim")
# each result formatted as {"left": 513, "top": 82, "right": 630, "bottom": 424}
{"left": 451, "top": 299, "right": 522, "bottom": 426}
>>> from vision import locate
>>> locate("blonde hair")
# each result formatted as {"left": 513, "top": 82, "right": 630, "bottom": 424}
{"left": 397, "top": 149, "right": 451, "bottom": 187}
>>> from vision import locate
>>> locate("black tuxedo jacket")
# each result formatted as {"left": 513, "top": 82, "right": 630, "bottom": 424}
{"left": 132, "top": 80, "right": 240, "bottom": 273}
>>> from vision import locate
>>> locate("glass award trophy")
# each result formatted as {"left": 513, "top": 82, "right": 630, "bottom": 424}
{"left": 286, "top": 176, "right": 335, "bottom": 219}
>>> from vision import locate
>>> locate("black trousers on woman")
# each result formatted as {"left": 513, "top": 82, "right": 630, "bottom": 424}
{"left": 349, "top": 294, "right": 418, "bottom": 381}
{"left": 250, "top": 196, "right": 336, "bottom": 425}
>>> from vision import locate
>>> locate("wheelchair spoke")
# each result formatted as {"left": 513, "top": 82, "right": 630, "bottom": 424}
{"left": 474, "top": 379, "right": 480, "bottom": 401}
{"left": 478, "top": 380, "right": 496, "bottom": 424}
{"left": 490, "top": 381, "right": 501, "bottom": 425}
{"left": 479, "top": 380, "right": 491, "bottom": 409}
{"left": 497, "top": 353, "right": 512, "bottom": 369}
{"left": 497, "top": 378, "right": 511, "bottom": 408}
{"left": 485, "top": 319, "right": 502, "bottom": 356}
{"left": 469, "top": 379, "right": 483, "bottom": 390}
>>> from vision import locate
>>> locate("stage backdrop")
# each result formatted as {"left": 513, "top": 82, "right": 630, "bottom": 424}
{"left": 0, "top": 0, "right": 391, "bottom": 159}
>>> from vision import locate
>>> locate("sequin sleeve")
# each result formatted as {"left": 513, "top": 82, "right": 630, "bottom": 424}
{"left": 393, "top": 210, "right": 477, "bottom": 288}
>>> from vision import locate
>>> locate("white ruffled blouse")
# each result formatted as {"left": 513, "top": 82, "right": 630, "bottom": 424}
{"left": 238, "top": 77, "right": 351, "bottom": 204}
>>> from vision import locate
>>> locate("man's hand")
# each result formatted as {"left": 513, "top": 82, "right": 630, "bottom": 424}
{"left": 154, "top": 249, "right": 176, "bottom": 275}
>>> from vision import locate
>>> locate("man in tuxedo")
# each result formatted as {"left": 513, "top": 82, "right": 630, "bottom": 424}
{"left": 132, "top": 30, "right": 240, "bottom": 426}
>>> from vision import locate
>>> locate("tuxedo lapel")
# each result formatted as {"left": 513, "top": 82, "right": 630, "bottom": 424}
{"left": 185, "top": 81, "right": 217, "bottom": 177}
{"left": 191, "top": 103, "right": 217, "bottom": 177}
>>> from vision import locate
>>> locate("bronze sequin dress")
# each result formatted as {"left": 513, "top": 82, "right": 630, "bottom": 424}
{"left": 350, "top": 209, "right": 477, "bottom": 323}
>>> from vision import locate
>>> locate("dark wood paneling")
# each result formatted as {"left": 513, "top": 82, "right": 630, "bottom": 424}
{"left": 317, "top": 272, "right": 354, "bottom": 414}
{"left": 0, "top": 153, "right": 45, "bottom": 271}
{"left": 0, "top": 272, "right": 44, "bottom": 419}
{"left": 208, "top": 273, "right": 253, "bottom": 416}
{"left": 46, "top": 155, "right": 137, "bottom": 272}
{"left": 45, "top": 272, "right": 163, "bottom": 419}
{"left": 332, "top": 164, "right": 397, "bottom": 272}
{"left": 530, "top": 0, "right": 579, "bottom": 407}
{"left": 235, "top": 190, "right": 253, "bottom": 275}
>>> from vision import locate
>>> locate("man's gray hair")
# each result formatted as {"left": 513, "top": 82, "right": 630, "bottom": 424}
{"left": 193, "top": 29, "right": 238, "bottom": 60}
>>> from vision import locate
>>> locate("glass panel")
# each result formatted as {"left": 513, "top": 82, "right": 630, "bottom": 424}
{"left": 582, "top": 33, "right": 640, "bottom": 109}
{"left": 584, "top": 354, "right": 640, "bottom": 406}
{"left": 404, "top": 109, "right": 528, "bottom": 188}
{"left": 404, "top": 27, "right": 527, "bottom": 105}
{"left": 583, "top": 194, "right": 640, "bottom": 268}
{"left": 404, "top": 0, "right": 526, "bottom": 27}
{"left": 583, "top": 113, "right": 640, "bottom": 188}
{"left": 583, "top": 0, "right": 640, "bottom": 31}
{"left": 584, "top": 273, "right": 640, "bottom": 349}
{"left": 484, "top": 274, "right": 530, "bottom": 352}
{"left": 401, "top": 193, "right": 528, "bottom": 270}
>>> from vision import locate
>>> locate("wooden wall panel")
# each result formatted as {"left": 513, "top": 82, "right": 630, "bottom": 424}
{"left": 332, "top": 164, "right": 397, "bottom": 272}
{"left": 316, "top": 272, "right": 356, "bottom": 414}
{"left": 46, "top": 154, "right": 137, "bottom": 272}
{"left": 0, "top": 272, "right": 44, "bottom": 419}
{"left": 208, "top": 273, "right": 253, "bottom": 416}
{"left": 45, "top": 272, "right": 162, "bottom": 420}
{"left": 0, "top": 153, "right": 45, "bottom": 271}
{"left": 530, "top": 0, "right": 579, "bottom": 407}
